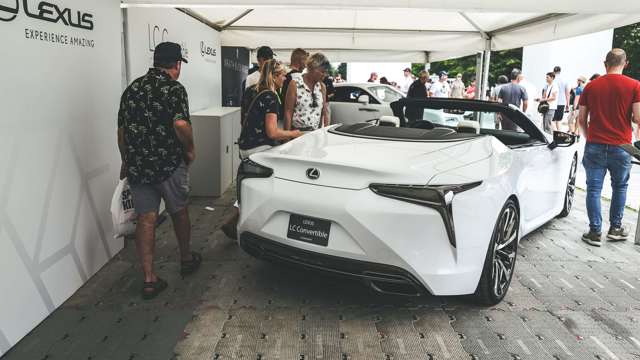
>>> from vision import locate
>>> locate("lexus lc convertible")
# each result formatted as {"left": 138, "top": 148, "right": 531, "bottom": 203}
{"left": 236, "top": 98, "right": 578, "bottom": 304}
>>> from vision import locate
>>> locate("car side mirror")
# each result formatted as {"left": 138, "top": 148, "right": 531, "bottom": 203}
{"left": 548, "top": 131, "right": 576, "bottom": 150}
{"left": 358, "top": 94, "right": 370, "bottom": 105}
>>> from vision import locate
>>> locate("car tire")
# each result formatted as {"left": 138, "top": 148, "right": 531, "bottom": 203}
{"left": 557, "top": 154, "right": 578, "bottom": 218}
{"left": 475, "top": 198, "right": 519, "bottom": 305}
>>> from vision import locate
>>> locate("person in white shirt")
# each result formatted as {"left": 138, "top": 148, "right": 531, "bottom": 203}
{"left": 430, "top": 71, "right": 451, "bottom": 98}
{"left": 245, "top": 46, "right": 274, "bottom": 89}
{"left": 400, "top": 67, "right": 414, "bottom": 95}
{"left": 552, "top": 65, "right": 571, "bottom": 126}
{"left": 535, "top": 72, "right": 558, "bottom": 133}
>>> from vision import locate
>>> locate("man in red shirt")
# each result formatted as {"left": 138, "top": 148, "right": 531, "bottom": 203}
{"left": 578, "top": 48, "right": 640, "bottom": 246}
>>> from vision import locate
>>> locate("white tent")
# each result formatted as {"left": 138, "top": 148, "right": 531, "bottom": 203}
{"left": 122, "top": 0, "right": 640, "bottom": 59}
{"left": 121, "top": 0, "right": 640, "bottom": 94}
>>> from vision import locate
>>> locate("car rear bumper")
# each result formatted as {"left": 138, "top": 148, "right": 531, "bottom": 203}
{"left": 240, "top": 231, "right": 427, "bottom": 296}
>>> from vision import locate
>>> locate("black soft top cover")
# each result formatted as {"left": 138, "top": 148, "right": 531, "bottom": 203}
{"left": 331, "top": 123, "right": 478, "bottom": 142}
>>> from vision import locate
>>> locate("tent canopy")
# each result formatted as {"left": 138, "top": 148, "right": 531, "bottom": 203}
{"left": 122, "top": 0, "right": 640, "bottom": 62}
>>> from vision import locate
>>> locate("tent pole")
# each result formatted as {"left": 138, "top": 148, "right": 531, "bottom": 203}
{"left": 122, "top": 8, "right": 131, "bottom": 85}
{"left": 481, "top": 39, "right": 491, "bottom": 100}
{"left": 475, "top": 52, "right": 483, "bottom": 99}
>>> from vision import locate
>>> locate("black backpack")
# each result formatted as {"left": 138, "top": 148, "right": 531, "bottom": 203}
{"left": 240, "top": 85, "right": 259, "bottom": 126}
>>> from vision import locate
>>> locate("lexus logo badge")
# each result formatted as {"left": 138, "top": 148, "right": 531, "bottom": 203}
{"left": 306, "top": 168, "right": 320, "bottom": 180}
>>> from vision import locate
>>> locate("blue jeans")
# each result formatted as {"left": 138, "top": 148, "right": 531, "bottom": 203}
{"left": 582, "top": 142, "right": 632, "bottom": 232}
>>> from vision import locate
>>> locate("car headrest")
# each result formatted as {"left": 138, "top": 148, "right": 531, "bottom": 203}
{"left": 457, "top": 119, "right": 480, "bottom": 134}
{"left": 378, "top": 116, "right": 400, "bottom": 127}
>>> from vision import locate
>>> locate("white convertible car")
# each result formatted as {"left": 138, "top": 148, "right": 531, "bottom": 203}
{"left": 237, "top": 98, "right": 578, "bottom": 304}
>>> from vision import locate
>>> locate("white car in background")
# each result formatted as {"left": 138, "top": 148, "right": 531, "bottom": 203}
{"left": 330, "top": 83, "right": 465, "bottom": 127}
{"left": 330, "top": 83, "right": 404, "bottom": 125}
{"left": 237, "top": 98, "right": 579, "bottom": 304}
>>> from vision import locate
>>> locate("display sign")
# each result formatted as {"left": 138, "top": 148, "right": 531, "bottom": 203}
{"left": 0, "top": 0, "right": 122, "bottom": 355}
{"left": 125, "top": 8, "right": 222, "bottom": 112}
{"left": 221, "top": 46, "right": 249, "bottom": 107}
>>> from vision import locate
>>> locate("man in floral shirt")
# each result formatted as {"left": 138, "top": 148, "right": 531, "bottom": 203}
{"left": 117, "top": 42, "right": 200, "bottom": 299}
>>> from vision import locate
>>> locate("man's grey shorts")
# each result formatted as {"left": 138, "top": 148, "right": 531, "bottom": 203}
{"left": 130, "top": 162, "right": 189, "bottom": 215}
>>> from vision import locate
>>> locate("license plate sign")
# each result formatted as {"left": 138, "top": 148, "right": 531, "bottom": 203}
{"left": 287, "top": 214, "right": 331, "bottom": 246}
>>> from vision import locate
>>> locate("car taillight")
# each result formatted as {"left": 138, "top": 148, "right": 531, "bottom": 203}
{"left": 237, "top": 158, "right": 273, "bottom": 204}
{"left": 369, "top": 182, "right": 482, "bottom": 247}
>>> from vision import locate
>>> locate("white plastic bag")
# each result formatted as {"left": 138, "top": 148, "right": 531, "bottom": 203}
{"left": 111, "top": 178, "right": 137, "bottom": 238}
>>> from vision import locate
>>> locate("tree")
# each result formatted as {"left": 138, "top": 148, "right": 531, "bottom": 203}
{"left": 411, "top": 63, "right": 426, "bottom": 76}
{"left": 337, "top": 63, "right": 347, "bottom": 80}
{"left": 613, "top": 22, "right": 640, "bottom": 80}
{"left": 426, "top": 48, "right": 523, "bottom": 86}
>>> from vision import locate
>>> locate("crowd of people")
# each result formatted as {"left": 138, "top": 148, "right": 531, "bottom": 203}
{"left": 116, "top": 41, "right": 640, "bottom": 299}
{"left": 367, "top": 68, "right": 478, "bottom": 99}
{"left": 487, "top": 65, "right": 605, "bottom": 135}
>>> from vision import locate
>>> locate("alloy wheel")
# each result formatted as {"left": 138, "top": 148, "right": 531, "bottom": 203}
{"left": 491, "top": 204, "right": 518, "bottom": 299}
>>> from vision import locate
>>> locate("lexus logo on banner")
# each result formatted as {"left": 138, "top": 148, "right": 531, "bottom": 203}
{"left": 0, "top": 0, "right": 94, "bottom": 30}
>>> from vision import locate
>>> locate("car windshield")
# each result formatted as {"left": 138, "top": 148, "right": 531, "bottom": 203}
{"left": 422, "top": 108, "right": 524, "bottom": 133}
{"left": 369, "top": 86, "right": 404, "bottom": 103}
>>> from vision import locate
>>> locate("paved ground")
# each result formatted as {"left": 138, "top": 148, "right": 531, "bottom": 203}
{"left": 3, "top": 187, "right": 640, "bottom": 360}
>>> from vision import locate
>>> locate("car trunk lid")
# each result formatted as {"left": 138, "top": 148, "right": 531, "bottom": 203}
{"left": 249, "top": 127, "right": 493, "bottom": 190}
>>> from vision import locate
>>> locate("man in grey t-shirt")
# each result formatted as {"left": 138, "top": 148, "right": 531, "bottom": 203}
{"left": 498, "top": 69, "right": 528, "bottom": 130}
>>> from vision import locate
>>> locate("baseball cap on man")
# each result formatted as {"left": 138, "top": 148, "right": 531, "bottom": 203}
{"left": 439, "top": 70, "right": 448, "bottom": 77}
{"left": 403, "top": 67, "right": 411, "bottom": 72}
{"left": 257, "top": 46, "right": 275, "bottom": 60}
{"left": 154, "top": 42, "right": 188, "bottom": 64}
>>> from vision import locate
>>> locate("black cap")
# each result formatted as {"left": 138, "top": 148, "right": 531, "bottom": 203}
{"left": 403, "top": 67, "right": 411, "bottom": 72}
{"left": 154, "top": 42, "right": 188, "bottom": 64}
{"left": 439, "top": 70, "right": 448, "bottom": 77}
{"left": 257, "top": 46, "right": 274, "bottom": 60}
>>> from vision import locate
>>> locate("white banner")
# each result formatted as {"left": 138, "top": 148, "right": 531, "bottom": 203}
{"left": 0, "top": 0, "right": 122, "bottom": 355}
{"left": 125, "top": 8, "right": 222, "bottom": 112}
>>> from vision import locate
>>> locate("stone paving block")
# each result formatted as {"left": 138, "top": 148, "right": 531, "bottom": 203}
{"left": 519, "top": 309, "right": 599, "bottom": 359}
{"left": 554, "top": 309, "right": 639, "bottom": 359}
{"left": 336, "top": 307, "right": 384, "bottom": 360}
{"left": 298, "top": 308, "right": 342, "bottom": 359}
{"left": 477, "top": 310, "right": 552, "bottom": 359}
{"left": 175, "top": 303, "right": 228, "bottom": 360}
{"left": 412, "top": 307, "right": 469, "bottom": 359}
{"left": 256, "top": 308, "right": 303, "bottom": 360}
{"left": 209, "top": 307, "right": 262, "bottom": 359}
{"left": 449, "top": 309, "right": 513, "bottom": 359}
{"left": 492, "top": 281, "right": 545, "bottom": 311}
{"left": 371, "top": 309, "right": 425, "bottom": 359}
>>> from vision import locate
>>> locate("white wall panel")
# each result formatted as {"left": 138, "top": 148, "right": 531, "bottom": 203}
{"left": 0, "top": 0, "right": 122, "bottom": 355}
{"left": 125, "top": 7, "right": 222, "bottom": 112}
{"left": 40, "top": 254, "right": 85, "bottom": 308}
{"left": 0, "top": 229, "right": 50, "bottom": 348}
{"left": 346, "top": 63, "right": 412, "bottom": 84}
{"left": 522, "top": 30, "right": 614, "bottom": 100}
